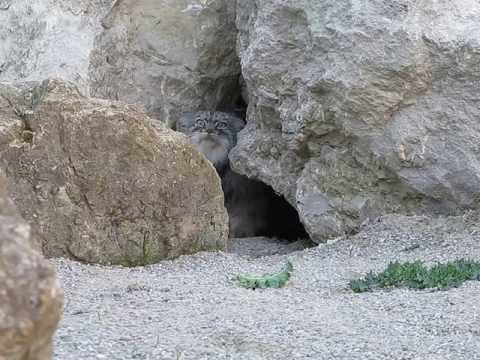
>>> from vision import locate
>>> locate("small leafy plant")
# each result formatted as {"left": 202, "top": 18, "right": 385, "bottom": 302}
{"left": 238, "top": 261, "right": 293, "bottom": 289}
{"left": 350, "top": 259, "right": 480, "bottom": 293}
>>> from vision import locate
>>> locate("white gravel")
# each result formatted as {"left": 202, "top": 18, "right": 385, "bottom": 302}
{"left": 53, "top": 213, "right": 480, "bottom": 359}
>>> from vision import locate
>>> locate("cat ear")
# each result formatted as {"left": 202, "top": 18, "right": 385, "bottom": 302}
{"left": 229, "top": 114, "right": 246, "bottom": 133}
{"left": 175, "top": 112, "right": 196, "bottom": 132}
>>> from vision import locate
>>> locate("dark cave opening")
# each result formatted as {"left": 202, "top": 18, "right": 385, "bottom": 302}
{"left": 256, "top": 180, "right": 309, "bottom": 241}
{"left": 216, "top": 74, "right": 248, "bottom": 119}
{"left": 224, "top": 173, "right": 310, "bottom": 241}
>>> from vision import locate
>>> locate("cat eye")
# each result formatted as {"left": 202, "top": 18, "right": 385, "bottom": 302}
{"left": 195, "top": 119, "right": 206, "bottom": 128}
{"left": 215, "top": 121, "right": 227, "bottom": 130}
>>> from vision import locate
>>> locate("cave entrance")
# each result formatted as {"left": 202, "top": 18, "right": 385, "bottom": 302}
{"left": 217, "top": 77, "right": 311, "bottom": 246}
{"left": 226, "top": 175, "right": 310, "bottom": 241}
{"left": 225, "top": 174, "right": 314, "bottom": 257}
{"left": 250, "top": 178, "right": 308, "bottom": 241}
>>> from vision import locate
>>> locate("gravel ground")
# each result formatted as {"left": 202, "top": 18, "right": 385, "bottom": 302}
{"left": 53, "top": 213, "right": 480, "bottom": 360}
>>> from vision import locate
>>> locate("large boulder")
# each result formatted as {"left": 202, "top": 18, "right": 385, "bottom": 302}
{"left": 0, "top": 0, "right": 113, "bottom": 94}
{"left": 0, "top": 79, "right": 228, "bottom": 265}
{"left": 0, "top": 171, "right": 63, "bottom": 360}
{"left": 233, "top": 0, "right": 480, "bottom": 242}
{"left": 89, "top": 0, "right": 240, "bottom": 127}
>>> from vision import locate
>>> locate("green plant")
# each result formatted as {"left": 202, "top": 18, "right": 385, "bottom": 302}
{"left": 238, "top": 261, "right": 293, "bottom": 289}
{"left": 350, "top": 259, "right": 480, "bottom": 293}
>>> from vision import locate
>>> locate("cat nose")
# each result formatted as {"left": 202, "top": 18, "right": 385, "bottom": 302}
{"left": 206, "top": 128, "right": 214, "bottom": 134}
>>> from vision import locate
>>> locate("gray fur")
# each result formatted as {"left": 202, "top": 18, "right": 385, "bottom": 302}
{"left": 176, "top": 111, "right": 245, "bottom": 172}
{"left": 176, "top": 111, "right": 270, "bottom": 238}
{"left": 177, "top": 111, "right": 307, "bottom": 239}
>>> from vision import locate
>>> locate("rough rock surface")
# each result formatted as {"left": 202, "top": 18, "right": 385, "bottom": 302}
{"left": 0, "top": 0, "right": 113, "bottom": 94}
{"left": 0, "top": 79, "right": 228, "bottom": 265}
{"left": 0, "top": 171, "right": 63, "bottom": 360}
{"left": 233, "top": 0, "right": 480, "bottom": 243}
{"left": 89, "top": 0, "right": 240, "bottom": 127}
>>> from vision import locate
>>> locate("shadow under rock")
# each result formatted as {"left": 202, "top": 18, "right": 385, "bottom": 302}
{"left": 227, "top": 236, "right": 316, "bottom": 258}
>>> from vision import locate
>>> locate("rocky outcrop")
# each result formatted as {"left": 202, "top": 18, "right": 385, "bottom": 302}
{"left": 89, "top": 0, "right": 241, "bottom": 127}
{"left": 0, "top": 79, "right": 228, "bottom": 265}
{"left": 233, "top": 0, "right": 480, "bottom": 242}
{"left": 0, "top": 171, "right": 63, "bottom": 360}
{"left": 0, "top": 0, "right": 113, "bottom": 94}
{"left": 3, "top": 0, "right": 480, "bottom": 247}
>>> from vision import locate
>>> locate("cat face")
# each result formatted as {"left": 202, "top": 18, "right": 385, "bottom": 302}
{"left": 176, "top": 111, "right": 245, "bottom": 171}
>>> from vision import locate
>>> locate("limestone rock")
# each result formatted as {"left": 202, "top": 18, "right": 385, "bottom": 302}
{"left": 0, "top": 171, "right": 63, "bottom": 360}
{"left": 0, "top": 0, "right": 113, "bottom": 94}
{"left": 233, "top": 0, "right": 480, "bottom": 242}
{"left": 89, "top": 0, "right": 241, "bottom": 127}
{"left": 0, "top": 79, "right": 228, "bottom": 265}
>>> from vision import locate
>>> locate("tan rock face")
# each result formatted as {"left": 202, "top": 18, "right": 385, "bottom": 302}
{"left": 89, "top": 0, "right": 240, "bottom": 127}
{"left": 0, "top": 172, "right": 63, "bottom": 360}
{"left": 0, "top": 79, "right": 228, "bottom": 265}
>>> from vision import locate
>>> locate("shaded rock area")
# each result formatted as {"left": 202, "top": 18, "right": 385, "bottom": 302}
{"left": 233, "top": 0, "right": 480, "bottom": 243}
{"left": 0, "top": 79, "right": 228, "bottom": 265}
{"left": 0, "top": 171, "right": 63, "bottom": 360}
{"left": 89, "top": 0, "right": 241, "bottom": 127}
{"left": 0, "top": 0, "right": 113, "bottom": 94}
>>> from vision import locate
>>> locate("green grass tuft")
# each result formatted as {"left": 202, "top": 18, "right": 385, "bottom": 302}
{"left": 238, "top": 261, "right": 293, "bottom": 289}
{"left": 350, "top": 259, "right": 480, "bottom": 293}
